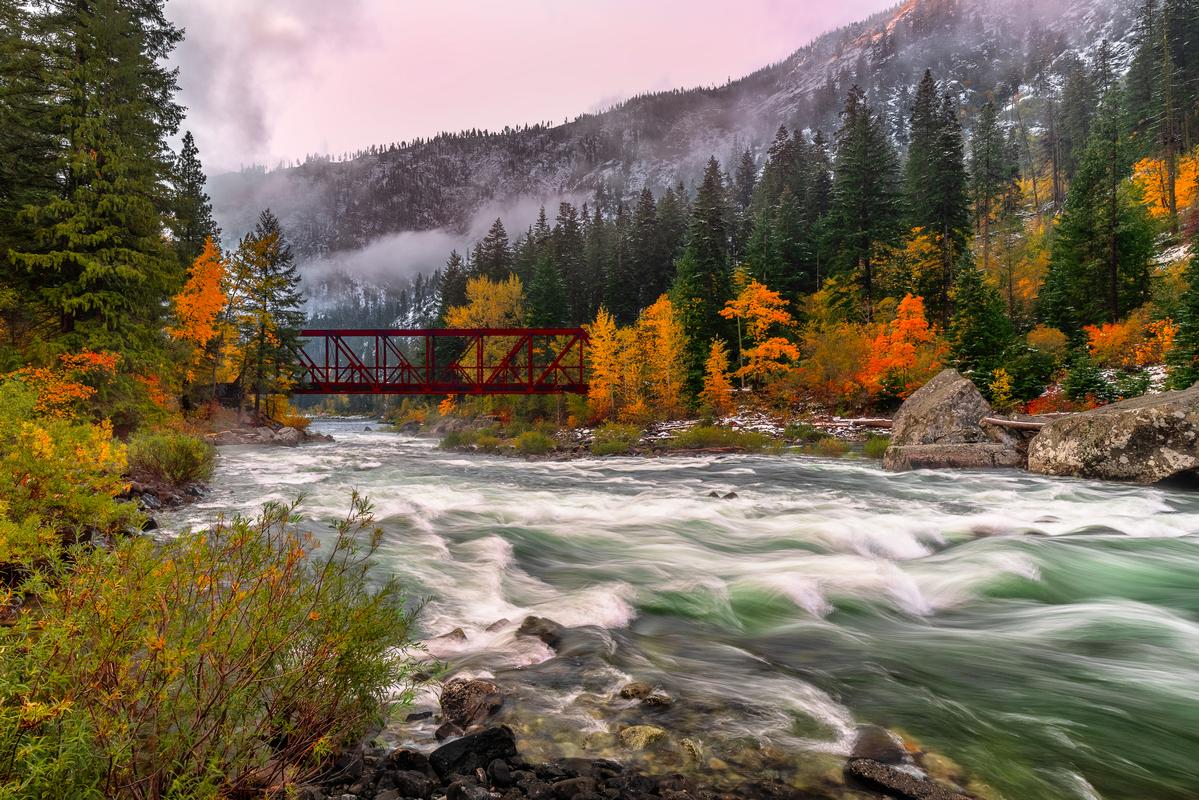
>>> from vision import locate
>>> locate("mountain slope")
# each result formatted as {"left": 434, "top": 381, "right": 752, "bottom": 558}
{"left": 208, "top": 0, "right": 1139, "bottom": 276}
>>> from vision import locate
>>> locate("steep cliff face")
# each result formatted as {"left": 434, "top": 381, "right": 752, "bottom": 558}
{"left": 209, "top": 0, "right": 1139, "bottom": 272}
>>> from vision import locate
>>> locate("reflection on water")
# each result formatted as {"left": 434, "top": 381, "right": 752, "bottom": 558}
{"left": 164, "top": 420, "right": 1199, "bottom": 800}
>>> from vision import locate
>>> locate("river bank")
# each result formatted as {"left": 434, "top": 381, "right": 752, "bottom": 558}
{"left": 180, "top": 421, "right": 1199, "bottom": 800}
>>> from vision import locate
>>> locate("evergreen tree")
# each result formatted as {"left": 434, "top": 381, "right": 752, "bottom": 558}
{"left": 829, "top": 85, "right": 902, "bottom": 319}
{"left": 731, "top": 148, "right": 757, "bottom": 260}
{"left": 526, "top": 249, "right": 566, "bottom": 328}
{"left": 671, "top": 157, "right": 733, "bottom": 394}
{"left": 438, "top": 250, "right": 468, "bottom": 322}
{"left": 1041, "top": 94, "right": 1155, "bottom": 332}
{"left": 627, "top": 187, "right": 662, "bottom": 315}
{"left": 948, "top": 257, "right": 1015, "bottom": 378}
{"left": 970, "top": 102, "right": 1013, "bottom": 277}
{"left": 473, "top": 218, "right": 511, "bottom": 280}
{"left": 8, "top": 0, "right": 184, "bottom": 353}
{"left": 234, "top": 210, "right": 304, "bottom": 414}
{"left": 554, "top": 202, "right": 588, "bottom": 323}
{"left": 171, "top": 131, "right": 219, "bottom": 267}
{"left": 583, "top": 205, "right": 611, "bottom": 326}
{"left": 655, "top": 185, "right": 688, "bottom": 278}
{"left": 1166, "top": 247, "right": 1199, "bottom": 389}
{"left": 905, "top": 72, "right": 969, "bottom": 325}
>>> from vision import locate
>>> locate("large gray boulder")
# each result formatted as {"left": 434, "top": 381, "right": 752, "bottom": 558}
{"left": 1027, "top": 383, "right": 1199, "bottom": 484}
{"left": 883, "top": 369, "right": 1021, "bottom": 471}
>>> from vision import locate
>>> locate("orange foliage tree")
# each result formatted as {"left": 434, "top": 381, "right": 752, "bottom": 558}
{"left": 862, "top": 294, "right": 946, "bottom": 399}
{"left": 585, "top": 297, "right": 688, "bottom": 423}
{"left": 585, "top": 308, "right": 620, "bottom": 421}
{"left": 699, "top": 339, "right": 735, "bottom": 415}
{"left": 3, "top": 351, "right": 120, "bottom": 418}
{"left": 169, "top": 237, "right": 229, "bottom": 382}
{"left": 719, "top": 278, "right": 799, "bottom": 384}
{"left": 1085, "top": 307, "right": 1178, "bottom": 369}
{"left": 794, "top": 322, "right": 876, "bottom": 409}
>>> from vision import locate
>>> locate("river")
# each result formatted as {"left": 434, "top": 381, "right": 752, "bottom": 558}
{"left": 164, "top": 419, "right": 1199, "bottom": 800}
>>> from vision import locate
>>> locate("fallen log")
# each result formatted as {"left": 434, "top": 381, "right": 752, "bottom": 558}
{"left": 980, "top": 416, "right": 1047, "bottom": 431}
{"left": 834, "top": 418, "right": 894, "bottom": 429}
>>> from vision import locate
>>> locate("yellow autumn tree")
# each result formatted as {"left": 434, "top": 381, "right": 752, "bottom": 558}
{"left": 585, "top": 307, "right": 620, "bottom": 421}
{"left": 719, "top": 278, "right": 799, "bottom": 384}
{"left": 445, "top": 275, "right": 526, "bottom": 382}
{"left": 1132, "top": 147, "right": 1199, "bottom": 220}
{"left": 169, "top": 237, "right": 228, "bottom": 381}
{"left": 699, "top": 339, "right": 735, "bottom": 415}
{"left": 635, "top": 295, "right": 688, "bottom": 418}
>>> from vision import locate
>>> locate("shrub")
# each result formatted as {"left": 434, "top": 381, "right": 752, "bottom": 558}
{"left": 127, "top": 430, "right": 215, "bottom": 487}
{"left": 475, "top": 433, "right": 503, "bottom": 452}
{"left": 515, "top": 430, "right": 555, "bottom": 455}
{"left": 863, "top": 435, "right": 890, "bottom": 459}
{"left": 0, "top": 495, "right": 422, "bottom": 799}
{"left": 669, "top": 426, "right": 771, "bottom": 451}
{"left": 590, "top": 423, "right": 641, "bottom": 456}
{"left": 439, "top": 430, "right": 477, "bottom": 450}
{"left": 0, "top": 382, "right": 137, "bottom": 573}
{"left": 1026, "top": 325, "right": 1070, "bottom": 361}
{"left": 803, "top": 436, "right": 849, "bottom": 457}
{"left": 783, "top": 423, "right": 825, "bottom": 443}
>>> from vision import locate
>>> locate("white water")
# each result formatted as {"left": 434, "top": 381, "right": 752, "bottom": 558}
{"left": 164, "top": 420, "right": 1199, "bottom": 800}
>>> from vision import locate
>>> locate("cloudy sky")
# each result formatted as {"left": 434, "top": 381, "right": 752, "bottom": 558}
{"left": 167, "top": 0, "right": 897, "bottom": 175}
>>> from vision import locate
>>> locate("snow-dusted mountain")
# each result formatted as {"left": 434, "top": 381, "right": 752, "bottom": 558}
{"left": 209, "top": 0, "right": 1139, "bottom": 281}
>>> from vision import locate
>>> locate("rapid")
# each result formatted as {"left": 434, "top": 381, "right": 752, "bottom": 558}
{"left": 163, "top": 420, "right": 1199, "bottom": 800}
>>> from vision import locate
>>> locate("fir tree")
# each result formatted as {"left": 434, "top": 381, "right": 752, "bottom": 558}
{"left": 970, "top": 102, "right": 1014, "bottom": 277}
{"left": 626, "top": 188, "right": 662, "bottom": 318}
{"left": 554, "top": 202, "right": 588, "bottom": 323}
{"left": 1041, "top": 94, "right": 1155, "bottom": 333}
{"left": 526, "top": 249, "right": 566, "bottom": 328}
{"left": 948, "top": 257, "right": 1015, "bottom": 378}
{"left": 171, "top": 131, "right": 219, "bottom": 267}
{"left": 9, "top": 0, "right": 184, "bottom": 352}
{"left": 1166, "top": 246, "right": 1199, "bottom": 389}
{"left": 905, "top": 72, "right": 969, "bottom": 326}
{"left": 438, "top": 250, "right": 468, "bottom": 322}
{"left": 671, "top": 157, "right": 733, "bottom": 394}
{"left": 473, "top": 218, "right": 511, "bottom": 281}
{"left": 829, "top": 85, "right": 902, "bottom": 320}
{"left": 234, "top": 210, "right": 305, "bottom": 414}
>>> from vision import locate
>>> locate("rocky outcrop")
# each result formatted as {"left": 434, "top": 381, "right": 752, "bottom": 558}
{"left": 207, "top": 424, "right": 332, "bottom": 447}
{"left": 1027, "top": 383, "right": 1199, "bottom": 484}
{"left": 883, "top": 369, "right": 1021, "bottom": 471}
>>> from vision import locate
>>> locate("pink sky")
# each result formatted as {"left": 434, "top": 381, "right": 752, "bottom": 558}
{"left": 169, "top": 0, "right": 897, "bottom": 174}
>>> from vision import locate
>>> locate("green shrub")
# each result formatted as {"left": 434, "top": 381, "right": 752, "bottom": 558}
{"left": 475, "top": 433, "right": 503, "bottom": 452}
{"left": 439, "top": 429, "right": 478, "bottom": 449}
{"left": 127, "top": 430, "right": 215, "bottom": 487}
{"left": 783, "top": 423, "right": 825, "bottom": 443}
{"left": 863, "top": 435, "right": 890, "bottom": 459}
{"left": 590, "top": 423, "right": 642, "bottom": 456}
{"left": 0, "top": 495, "right": 422, "bottom": 799}
{"left": 669, "top": 426, "right": 771, "bottom": 451}
{"left": 810, "top": 436, "right": 850, "bottom": 457}
{"left": 515, "top": 430, "right": 555, "bottom": 455}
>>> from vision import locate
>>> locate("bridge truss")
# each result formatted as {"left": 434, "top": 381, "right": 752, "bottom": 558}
{"left": 291, "top": 328, "right": 589, "bottom": 395}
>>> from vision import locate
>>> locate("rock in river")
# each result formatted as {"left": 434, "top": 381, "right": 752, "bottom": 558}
{"left": 439, "top": 677, "right": 502, "bottom": 729}
{"left": 883, "top": 369, "right": 1022, "bottom": 472}
{"left": 1027, "top": 382, "right": 1199, "bottom": 484}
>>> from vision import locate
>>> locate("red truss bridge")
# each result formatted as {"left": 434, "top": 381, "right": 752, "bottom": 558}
{"left": 291, "top": 328, "right": 589, "bottom": 395}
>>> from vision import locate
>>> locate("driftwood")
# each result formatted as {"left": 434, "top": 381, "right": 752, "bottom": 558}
{"left": 836, "top": 418, "right": 894, "bottom": 429}
{"left": 980, "top": 416, "right": 1047, "bottom": 431}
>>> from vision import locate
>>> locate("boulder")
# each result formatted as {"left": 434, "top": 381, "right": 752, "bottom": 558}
{"left": 273, "top": 426, "right": 304, "bottom": 446}
{"left": 846, "top": 759, "right": 970, "bottom": 800}
{"left": 429, "top": 726, "right": 518, "bottom": 779}
{"left": 516, "top": 615, "right": 565, "bottom": 648}
{"left": 1027, "top": 383, "right": 1199, "bottom": 484}
{"left": 618, "top": 724, "right": 667, "bottom": 750}
{"left": 884, "top": 369, "right": 1021, "bottom": 471}
{"left": 439, "top": 677, "right": 503, "bottom": 729}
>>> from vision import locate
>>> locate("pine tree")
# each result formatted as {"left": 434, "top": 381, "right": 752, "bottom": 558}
{"left": 233, "top": 210, "right": 305, "bottom": 414}
{"left": 1166, "top": 246, "right": 1199, "bottom": 389}
{"left": 474, "top": 218, "right": 511, "bottom": 281}
{"left": 905, "top": 72, "right": 969, "bottom": 326}
{"left": 829, "top": 85, "right": 902, "bottom": 320}
{"left": 9, "top": 0, "right": 184, "bottom": 352}
{"left": 970, "top": 102, "right": 1013, "bottom": 278}
{"left": 438, "top": 250, "right": 469, "bottom": 322}
{"left": 525, "top": 249, "right": 566, "bottom": 328}
{"left": 555, "top": 202, "right": 588, "bottom": 323}
{"left": 626, "top": 188, "right": 662, "bottom": 317}
{"left": 671, "top": 157, "right": 733, "bottom": 394}
{"left": 948, "top": 257, "right": 1015, "bottom": 379}
{"left": 171, "top": 131, "right": 219, "bottom": 267}
{"left": 1041, "top": 95, "right": 1156, "bottom": 333}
